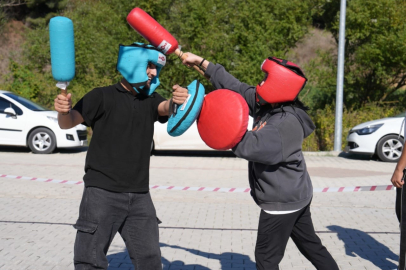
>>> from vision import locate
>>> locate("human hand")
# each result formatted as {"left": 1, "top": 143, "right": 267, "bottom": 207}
{"left": 391, "top": 168, "right": 405, "bottom": 188}
{"left": 181, "top": 52, "right": 204, "bottom": 68}
{"left": 172, "top": 85, "right": 189, "bottom": 105}
{"left": 54, "top": 93, "right": 72, "bottom": 114}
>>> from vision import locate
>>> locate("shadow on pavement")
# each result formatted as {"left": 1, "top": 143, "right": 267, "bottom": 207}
{"left": 338, "top": 151, "right": 381, "bottom": 162}
{"left": 0, "top": 145, "right": 31, "bottom": 153}
{"left": 152, "top": 150, "right": 237, "bottom": 158}
{"left": 55, "top": 146, "right": 88, "bottom": 154}
{"left": 327, "top": 225, "right": 398, "bottom": 270}
{"left": 153, "top": 150, "right": 389, "bottom": 161}
{"left": 107, "top": 243, "right": 256, "bottom": 269}
{"left": 0, "top": 145, "right": 88, "bottom": 154}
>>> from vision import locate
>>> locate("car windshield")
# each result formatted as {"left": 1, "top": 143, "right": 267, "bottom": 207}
{"left": 394, "top": 111, "right": 406, "bottom": 118}
{"left": 4, "top": 93, "right": 50, "bottom": 111}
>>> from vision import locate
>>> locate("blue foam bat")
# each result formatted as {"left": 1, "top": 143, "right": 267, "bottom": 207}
{"left": 49, "top": 16, "right": 75, "bottom": 82}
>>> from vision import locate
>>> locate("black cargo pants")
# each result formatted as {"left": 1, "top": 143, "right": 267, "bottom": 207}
{"left": 73, "top": 186, "right": 161, "bottom": 270}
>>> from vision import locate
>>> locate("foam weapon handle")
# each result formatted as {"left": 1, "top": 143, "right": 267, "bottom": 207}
{"left": 126, "top": 7, "right": 206, "bottom": 77}
{"left": 49, "top": 16, "right": 75, "bottom": 96}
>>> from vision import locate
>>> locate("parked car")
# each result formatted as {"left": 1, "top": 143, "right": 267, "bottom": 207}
{"left": 0, "top": 90, "right": 87, "bottom": 154}
{"left": 153, "top": 116, "right": 253, "bottom": 151}
{"left": 345, "top": 112, "right": 405, "bottom": 162}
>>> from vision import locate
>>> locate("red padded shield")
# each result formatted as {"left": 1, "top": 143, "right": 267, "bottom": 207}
{"left": 197, "top": 90, "right": 249, "bottom": 150}
{"left": 127, "top": 7, "right": 178, "bottom": 54}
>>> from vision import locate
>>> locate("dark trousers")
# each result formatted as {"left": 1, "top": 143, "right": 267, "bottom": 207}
{"left": 255, "top": 203, "right": 339, "bottom": 270}
{"left": 397, "top": 187, "right": 402, "bottom": 223}
{"left": 73, "top": 186, "right": 161, "bottom": 270}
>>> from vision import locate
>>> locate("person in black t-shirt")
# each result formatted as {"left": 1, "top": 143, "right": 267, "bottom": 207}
{"left": 53, "top": 44, "right": 189, "bottom": 270}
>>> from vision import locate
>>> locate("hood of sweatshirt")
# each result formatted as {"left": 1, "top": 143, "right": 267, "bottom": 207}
{"left": 269, "top": 105, "right": 316, "bottom": 139}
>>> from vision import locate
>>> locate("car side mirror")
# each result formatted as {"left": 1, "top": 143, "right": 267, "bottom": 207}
{"left": 4, "top": 107, "right": 17, "bottom": 118}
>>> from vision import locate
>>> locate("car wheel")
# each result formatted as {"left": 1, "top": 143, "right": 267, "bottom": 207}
{"left": 28, "top": 128, "right": 56, "bottom": 154}
{"left": 376, "top": 135, "right": 404, "bottom": 162}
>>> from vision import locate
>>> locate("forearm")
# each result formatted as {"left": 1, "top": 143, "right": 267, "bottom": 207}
{"left": 205, "top": 63, "right": 242, "bottom": 90}
{"left": 391, "top": 142, "right": 406, "bottom": 188}
{"left": 205, "top": 63, "right": 256, "bottom": 114}
{"left": 232, "top": 128, "right": 284, "bottom": 165}
{"left": 395, "top": 145, "right": 406, "bottom": 172}
{"left": 187, "top": 55, "right": 209, "bottom": 72}
{"left": 57, "top": 110, "right": 83, "bottom": 129}
{"left": 158, "top": 99, "right": 170, "bottom": 116}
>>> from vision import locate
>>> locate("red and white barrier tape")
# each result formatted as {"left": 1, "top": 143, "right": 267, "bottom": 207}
{"left": 0, "top": 174, "right": 83, "bottom": 185}
{"left": 0, "top": 174, "right": 395, "bottom": 193}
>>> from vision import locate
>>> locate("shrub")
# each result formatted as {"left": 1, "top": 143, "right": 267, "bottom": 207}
{"left": 303, "top": 103, "right": 403, "bottom": 151}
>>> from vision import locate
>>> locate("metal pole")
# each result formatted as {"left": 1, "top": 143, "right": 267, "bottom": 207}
{"left": 334, "top": 0, "right": 347, "bottom": 151}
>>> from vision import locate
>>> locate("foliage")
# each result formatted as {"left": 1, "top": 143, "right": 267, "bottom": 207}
{"left": 159, "top": 0, "right": 318, "bottom": 88}
{"left": 305, "top": 103, "right": 403, "bottom": 151}
{"left": 311, "top": 0, "right": 406, "bottom": 109}
{"left": 25, "top": 0, "right": 69, "bottom": 28}
{"left": 2, "top": 0, "right": 406, "bottom": 152}
{"left": 1, "top": 0, "right": 68, "bottom": 27}
{"left": 5, "top": 60, "right": 53, "bottom": 107}
{"left": 2, "top": 0, "right": 318, "bottom": 107}
{"left": 0, "top": 8, "right": 6, "bottom": 38}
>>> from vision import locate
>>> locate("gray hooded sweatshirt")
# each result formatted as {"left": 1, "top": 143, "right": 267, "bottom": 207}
{"left": 205, "top": 63, "right": 316, "bottom": 211}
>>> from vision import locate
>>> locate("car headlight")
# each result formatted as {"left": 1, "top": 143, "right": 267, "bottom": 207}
{"left": 353, "top": 123, "right": 384, "bottom": 135}
{"left": 47, "top": 116, "right": 58, "bottom": 123}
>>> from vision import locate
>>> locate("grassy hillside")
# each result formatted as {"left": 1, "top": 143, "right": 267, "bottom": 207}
{"left": 0, "top": 20, "right": 25, "bottom": 86}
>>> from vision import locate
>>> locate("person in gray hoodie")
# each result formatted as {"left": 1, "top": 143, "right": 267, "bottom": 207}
{"left": 182, "top": 53, "right": 339, "bottom": 270}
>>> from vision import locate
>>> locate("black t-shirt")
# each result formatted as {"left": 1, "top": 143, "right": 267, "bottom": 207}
{"left": 73, "top": 83, "right": 168, "bottom": 192}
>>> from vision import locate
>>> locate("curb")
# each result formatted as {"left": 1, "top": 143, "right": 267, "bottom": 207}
{"left": 303, "top": 151, "right": 342, "bottom": 157}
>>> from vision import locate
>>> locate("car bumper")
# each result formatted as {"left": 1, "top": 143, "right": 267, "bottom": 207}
{"left": 58, "top": 139, "right": 88, "bottom": 147}
{"left": 56, "top": 128, "right": 88, "bottom": 148}
{"left": 345, "top": 132, "right": 378, "bottom": 155}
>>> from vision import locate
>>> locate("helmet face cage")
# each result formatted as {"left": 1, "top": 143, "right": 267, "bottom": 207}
{"left": 116, "top": 43, "right": 166, "bottom": 96}
{"left": 258, "top": 73, "right": 268, "bottom": 88}
{"left": 256, "top": 57, "right": 307, "bottom": 105}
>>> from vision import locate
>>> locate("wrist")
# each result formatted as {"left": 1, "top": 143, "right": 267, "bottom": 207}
{"left": 199, "top": 58, "right": 205, "bottom": 66}
{"left": 197, "top": 58, "right": 207, "bottom": 72}
{"left": 60, "top": 109, "right": 70, "bottom": 116}
{"left": 396, "top": 167, "right": 405, "bottom": 173}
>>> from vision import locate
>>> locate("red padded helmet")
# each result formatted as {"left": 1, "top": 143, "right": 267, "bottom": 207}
{"left": 256, "top": 57, "right": 307, "bottom": 105}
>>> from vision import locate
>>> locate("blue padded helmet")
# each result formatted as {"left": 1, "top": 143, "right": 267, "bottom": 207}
{"left": 116, "top": 43, "right": 166, "bottom": 96}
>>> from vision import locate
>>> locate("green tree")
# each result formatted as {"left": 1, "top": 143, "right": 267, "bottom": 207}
{"left": 157, "top": 0, "right": 320, "bottom": 89}
{"left": 311, "top": 0, "right": 406, "bottom": 109}
{"left": 0, "top": 8, "right": 6, "bottom": 37}
{"left": 4, "top": 0, "right": 320, "bottom": 106}
{"left": 0, "top": 0, "right": 68, "bottom": 27}
{"left": 25, "top": 0, "right": 69, "bottom": 28}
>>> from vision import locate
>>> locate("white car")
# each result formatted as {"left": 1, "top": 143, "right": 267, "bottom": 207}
{"left": 153, "top": 116, "right": 253, "bottom": 151}
{"left": 346, "top": 112, "right": 405, "bottom": 162}
{"left": 0, "top": 90, "right": 88, "bottom": 154}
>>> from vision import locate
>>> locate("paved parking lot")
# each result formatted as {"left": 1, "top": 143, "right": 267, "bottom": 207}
{"left": 0, "top": 148, "right": 401, "bottom": 269}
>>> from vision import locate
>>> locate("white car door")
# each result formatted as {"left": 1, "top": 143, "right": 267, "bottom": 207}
{"left": 0, "top": 96, "right": 26, "bottom": 145}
